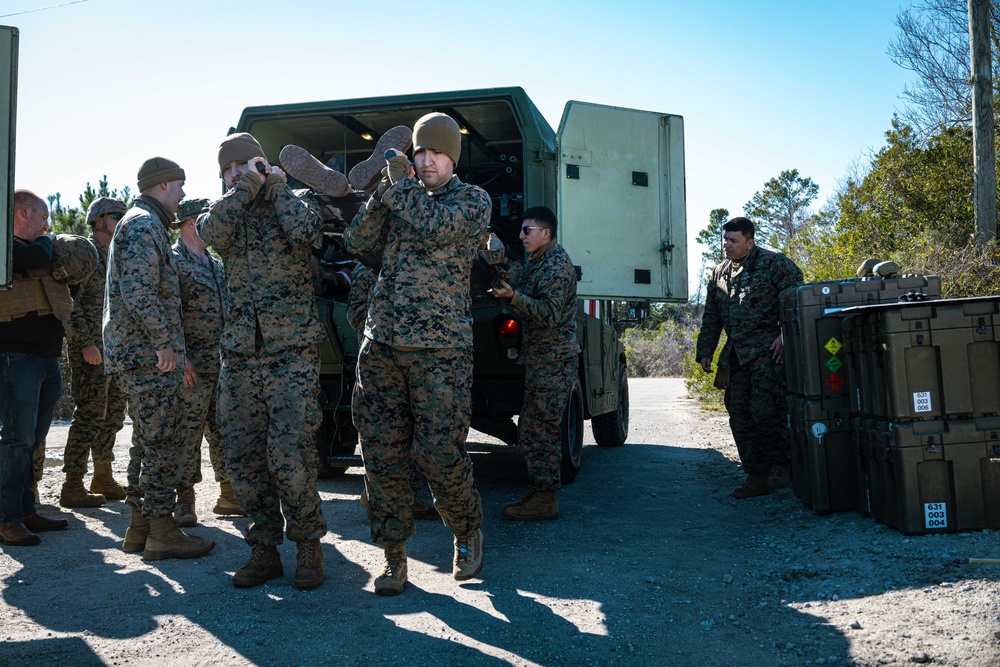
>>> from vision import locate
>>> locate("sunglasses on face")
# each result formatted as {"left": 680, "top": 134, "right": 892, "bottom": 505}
{"left": 520, "top": 226, "right": 544, "bottom": 235}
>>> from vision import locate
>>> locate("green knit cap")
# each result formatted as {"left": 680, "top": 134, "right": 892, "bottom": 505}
{"left": 412, "top": 113, "right": 462, "bottom": 165}
{"left": 137, "top": 157, "right": 185, "bottom": 191}
{"left": 218, "top": 132, "right": 266, "bottom": 174}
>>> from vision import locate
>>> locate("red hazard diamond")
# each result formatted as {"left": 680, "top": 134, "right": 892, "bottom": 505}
{"left": 825, "top": 372, "right": 845, "bottom": 392}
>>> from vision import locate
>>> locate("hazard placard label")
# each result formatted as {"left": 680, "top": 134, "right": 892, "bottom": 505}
{"left": 824, "top": 338, "right": 842, "bottom": 355}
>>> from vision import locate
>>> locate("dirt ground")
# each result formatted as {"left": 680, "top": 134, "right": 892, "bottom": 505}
{"left": 1, "top": 378, "right": 999, "bottom": 667}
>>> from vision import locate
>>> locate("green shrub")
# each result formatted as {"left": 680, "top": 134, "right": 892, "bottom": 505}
{"left": 681, "top": 335, "right": 726, "bottom": 411}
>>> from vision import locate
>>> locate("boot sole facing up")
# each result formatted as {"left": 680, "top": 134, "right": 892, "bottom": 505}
{"left": 348, "top": 126, "right": 413, "bottom": 191}
{"left": 279, "top": 145, "right": 350, "bottom": 198}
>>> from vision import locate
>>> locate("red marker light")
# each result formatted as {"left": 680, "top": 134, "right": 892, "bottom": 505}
{"left": 499, "top": 318, "right": 519, "bottom": 336}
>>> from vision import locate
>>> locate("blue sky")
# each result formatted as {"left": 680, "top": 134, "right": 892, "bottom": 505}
{"left": 6, "top": 0, "right": 916, "bottom": 291}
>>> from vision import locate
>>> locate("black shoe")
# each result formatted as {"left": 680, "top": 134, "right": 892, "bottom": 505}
{"left": 24, "top": 513, "right": 68, "bottom": 532}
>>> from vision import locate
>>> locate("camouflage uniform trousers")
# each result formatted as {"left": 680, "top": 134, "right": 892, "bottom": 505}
{"left": 115, "top": 366, "right": 186, "bottom": 518}
{"left": 724, "top": 351, "right": 791, "bottom": 475}
{"left": 520, "top": 357, "right": 579, "bottom": 492}
{"left": 218, "top": 345, "right": 327, "bottom": 545}
{"left": 177, "top": 372, "right": 226, "bottom": 487}
{"left": 63, "top": 355, "right": 127, "bottom": 475}
{"left": 354, "top": 337, "right": 483, "bottom": 547}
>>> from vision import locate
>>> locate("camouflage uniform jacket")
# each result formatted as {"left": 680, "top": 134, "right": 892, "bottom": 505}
{"left": 66, "top": 234, "right": 108, "bottom": 351}
{"left": 172, "top": 238, "right": 227, "bottom": 373}
{"left": 510, "top": 242, "right": 581, "bottom": 364}
{"left": 346, "top": 263, "right": 376, "bottom": 332}
{"left": 103, "top": 200, "right": 185, "bottom": 373}
{"left": 344, "top": 175, "right": 491, "bottom": 349}
{"left": 198, "top": 171, "right": 324, "bottom": 354}
{"left": 696, "top": 245, "right": 803, "bottom": 367}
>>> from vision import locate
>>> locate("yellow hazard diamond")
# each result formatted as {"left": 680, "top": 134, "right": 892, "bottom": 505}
{"left": 824, "top": 337, "right": 843, "bottom": 355}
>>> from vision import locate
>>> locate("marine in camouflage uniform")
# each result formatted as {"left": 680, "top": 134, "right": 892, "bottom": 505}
{"left": 61, "top": 197, "right": 129, "bottom": 508}
{"left": 492, "top": 206, "right": 581, "bottom": 521}
{"left": 105, "top": 157, "right": 214, "bottom": 560}
{"left": 344, "top": 112, "right": 488, "bottom": 594}
{"left": 347, "top": 264, "right": 438, "bottom": 522}
{"left": 696, "top": 217, "right": 803, "bottom": 499}
{"left": 198, "top": 132, "right": 326, "bottom": 590}
{"left": 170, "top": 198, "right": 244, "bottom": 523}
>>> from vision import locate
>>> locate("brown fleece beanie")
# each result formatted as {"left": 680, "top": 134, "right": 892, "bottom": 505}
{"left": 412, "top": 113, "right": 462, "bottom": 165}
{"left": 218, "top": 132, "right": 266, "bottom": 174}
{"left": 137, "top": 157, "right": 185, "bottom": 191}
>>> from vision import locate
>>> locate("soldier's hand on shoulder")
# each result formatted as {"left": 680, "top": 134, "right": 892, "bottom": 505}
{"left": 385, "top": 149, "right": 410, "bottom": 184}
{"left": 247, "top": 157, "right": 269, "bottom": 186}
{"left": 268, "top": 165, "right": 287, "bottom": 183}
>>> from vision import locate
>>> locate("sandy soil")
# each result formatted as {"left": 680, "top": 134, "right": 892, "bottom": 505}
{"left": 1, "top": 378, "right": 999, "bottom": 667}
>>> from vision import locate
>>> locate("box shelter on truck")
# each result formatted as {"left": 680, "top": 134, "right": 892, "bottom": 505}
{"left": 231, "top": 86, "right": 687, "bottom": 482}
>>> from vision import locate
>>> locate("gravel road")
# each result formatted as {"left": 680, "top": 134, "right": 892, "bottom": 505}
{"left": 1, "top": 378, "right": 999, "bottom": 666}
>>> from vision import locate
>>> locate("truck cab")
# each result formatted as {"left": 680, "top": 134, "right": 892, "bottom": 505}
{"left": 235, "top": 87, "right": 690, "bottom": 481}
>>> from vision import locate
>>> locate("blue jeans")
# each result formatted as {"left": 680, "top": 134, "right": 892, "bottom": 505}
{"left": 0, "top": 352, "right": 62, "bottom": 524}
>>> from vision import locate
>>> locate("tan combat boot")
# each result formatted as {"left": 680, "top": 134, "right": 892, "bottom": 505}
{"left": 374, "top": 543, "right": 408, "bottom": 596}
{"left": 279, "top": 145, "right": 350, "bottom": 197}
{"left": 502, "top": 491, "right": 559, "bottom": 521}
{"left": 767, "top": 463, "right": 792, "bottom": 489}
{"left": 173, "top": 486, "right": 197, "bottom": 527}
{"left": 60, "top": 474, "right": 106, "bottom": 508}
{"left": 375, "top": 542, "right": 406, "bottom": 595}
{"left": 412, "top": 497, "right": 440, "bottom": 521}
{"left": 348, "top": 125, "right": 413, "bottom": 191}
{"left": 293, "top": 539, "right": 324, "bottom": 590}
{"left": 733, "top": 472, "right": 773, "bottom": 499}
{"left": 143, "top": 516, "right": 214, "bottom": 561}
{"left": 122, "top": 509, "right": 150, "bottom": 554}
{"left": 212, "top": 480, "right": 246, "bottom": 516}
{"left": 232, "top": 545, "right": 283, "bottom": 588}
{"left": 453, "top": 529, "right": 484, "bottom": 581}
{"left": 90, "top": 461, "right": 126, "bottom": 500}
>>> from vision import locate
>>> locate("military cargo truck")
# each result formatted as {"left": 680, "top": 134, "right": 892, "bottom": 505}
{"left": 240, "top": 87, "right": 689, "bottom": 481}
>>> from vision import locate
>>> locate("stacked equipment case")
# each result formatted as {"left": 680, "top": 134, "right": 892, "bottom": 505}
{"left": 840, "top": 296, "right": 1000, "bottom": 534}
{"left": 780, "top": 273, "right": 941, "bottom": 514}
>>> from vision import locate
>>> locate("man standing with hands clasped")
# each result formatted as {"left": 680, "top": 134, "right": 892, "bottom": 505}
{"left": 696, "top": 216, "right": 803, "bottom": 499}
{"left": 492, "top": 206, "right": 580, "bottom": 521}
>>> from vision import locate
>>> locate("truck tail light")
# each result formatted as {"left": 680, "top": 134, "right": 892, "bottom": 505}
{"left": 497, "top": 314, "right": 521, "bottom": 358}
{"left": 499, "top": 317, "right": 519, "bottom": 337}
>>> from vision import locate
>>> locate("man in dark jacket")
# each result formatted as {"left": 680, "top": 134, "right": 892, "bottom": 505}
{"left": 0, "top": 190, "right": 72, "bottom": 545}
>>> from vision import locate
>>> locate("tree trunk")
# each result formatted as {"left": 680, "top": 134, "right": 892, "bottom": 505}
{"left": 969, "top": 0, "right": 996, "bottom": 245}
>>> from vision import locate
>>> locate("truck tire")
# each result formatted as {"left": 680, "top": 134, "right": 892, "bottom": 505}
{"left": 592, "top": 362, "right": 629, "bottom": 447}
{"left": 560, "top": 379, "right": 584, "bottom": 484}
{"left": 315, "top": 409, "right": 357, "bottom": 479}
